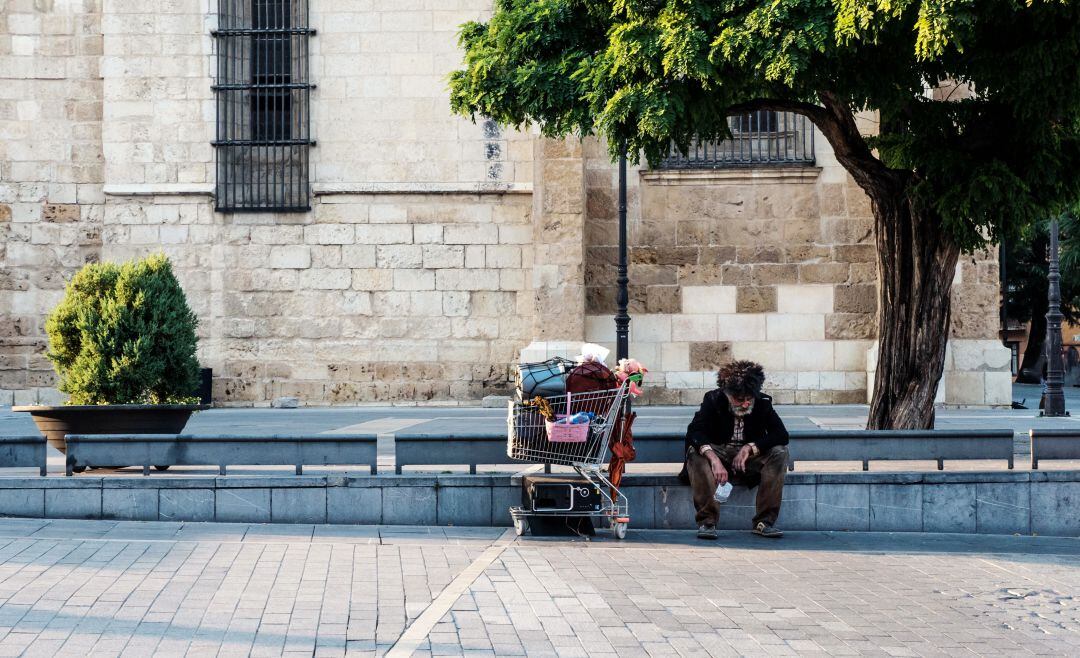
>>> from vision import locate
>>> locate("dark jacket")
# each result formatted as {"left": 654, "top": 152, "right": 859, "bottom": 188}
{"left": 683, "top": 389, "right": 789, "bottom": 456}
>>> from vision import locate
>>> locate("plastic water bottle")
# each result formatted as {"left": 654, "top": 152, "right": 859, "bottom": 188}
{"left": 714, "top": 482, "right": 733, "bottom": 504}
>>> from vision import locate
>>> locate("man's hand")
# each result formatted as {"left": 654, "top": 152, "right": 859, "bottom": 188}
{"left": 706, "top": 451, "right": 728, "bottom": 485}
{"left": 732, "top": 445, "right": 753, "bottom": 473}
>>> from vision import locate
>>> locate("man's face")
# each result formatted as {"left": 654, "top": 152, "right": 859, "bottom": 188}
{"left": 725, "top": 392, "right": 755, "bottom": 417}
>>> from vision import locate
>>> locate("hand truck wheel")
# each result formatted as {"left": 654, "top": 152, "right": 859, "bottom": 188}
{"left": 513, "top": 517, "right": 529, "bottom": 536}
{"left": 613, "top": 520, "right": 628, "bottom": 540}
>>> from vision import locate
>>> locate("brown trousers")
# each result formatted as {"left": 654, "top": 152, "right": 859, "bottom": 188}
{"left": 686, "top": 443, "right": 788, "bottom": 527}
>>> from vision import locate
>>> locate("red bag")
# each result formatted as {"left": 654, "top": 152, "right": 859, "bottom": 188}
{"left": 565, "top": 360, "right": 618, "bottom": 394}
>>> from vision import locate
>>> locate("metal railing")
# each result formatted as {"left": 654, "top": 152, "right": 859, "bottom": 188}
{"left": 212, "top": 0, "right": 315, "bottom": 212}
{"left": 661, "top": 111, "right": 815, "bottom": 168}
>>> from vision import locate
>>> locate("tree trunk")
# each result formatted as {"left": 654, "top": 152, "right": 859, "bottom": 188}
{"left": 867, "top": 195, "right": 961, "bottom": 429}
{"left": 1016, "top": 311, "right": 1047, "bottom": 384}
{"left": 1015, "top": 234, "right": 1050, "bottom": 384}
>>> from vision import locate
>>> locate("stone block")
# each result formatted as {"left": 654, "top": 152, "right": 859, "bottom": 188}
{"left": 215, "top": 488, "right": 271, "bottom": 523}
{"left": 716, "top": 486, "right": 755, "bottom": 530}
{"left": 376, "top": 245, "right": 423, "bottom": 269}
{"left": 681, "top": 286, "right": 736, "bottom": 314}
{"left": 777, "top": 285, "right": 834, "bottom": 314}
{"left": 654, "top": 485, "right": 696, "bottom": 530}
{"left": 869, "top": 484, "right": 922, "bottom": 532}
{"left": 491, "top": 487, "right": 517, "bottom": 526}
{"left": 666, "top": 372, "right": 705, "bottom": 389}
{"left": 355, "top": 225, "right": 413, "bottom": 244}
{"left": 799, "top": 263, "right": 849, "bottom": 284}
{"left": 816, "top": 484, "right": 869, "bottom": 531}
{"left": 382, "top": 486, "right": 437, "bottom": 525}
{"left": 689, "top": 342, "right": 732, "bottom": 371}
{"left": 1030, "top": 482, "right": 1080, "bottom": 537}
{"left": 826, "top": 313, "right": 876, "bottom": 340}
{"left": 272, "top": 488, "right": 327, "bottom": 524}
{"left": 716, "top": 314, "right": 767, "bottom": 341}
{"left": 735, "top": 287, "right": 776, "bottom": 313}
{"left": 268, "top": 246, "right": 311, "bottom": 270}
{"left": 834, "top": 341, "right": 870, "bottom": 371}
{"left": 42, "top": 203, "right": 80, "bottom": 222}
{"left": 766, "top": 314, "right": 825, "bottom": 341}
{"left": 621, "top": 487, "right": 655, "bottom": 529}
{"left": 630, "top": 315, "right": 671, "bottom": 342}
{"left": 641, "top": 343, "right": 681, "bottom": 377}
{"left": 984, "top": 372, "right": 1012, "bottom": 406}
{"left": 785, "top": 341, "right": 834, "bottom": 371}
{"left": 445, "top": 225, "right": 498, "bottom": 245}
{"left": 158, "top": 489, "right": 214, "bottom": 522}
{"left": 776, "top": 484, "right": 815, "bottom": 530}
{"left": 944, "top": 372, "right": 985, "bottom": 406}
{"left": 671, "top": 315, "right": 716, "bottom": 341}
{"left": 976, "top": 482, "right": 1030, "bottom": 534}
{"left": 0, "top": 488, "right": 44, "bottom": 518}
{"left": 834, "top": 284, "right": 876, "bottom": 314}
{"left": 437, "top": 486, "right": 492, "bottom": 526}
{"left": 752, "top": 264, "right": 798, "bottom": 286}
{"left": 45, "top": 489, "right": 101, "bottom": 520}
{"left": 646, "top": 286, "right": 681, "bottom": 313}
{"left": 731, "top": 342, "right": 786, "bottom": 371}
{"left": 305, "top": 224, "right": 355, "bottom": 245}
{"left": 394, "top": 269, "right": 435, "bottom": 291}
{"left": 102, "top": 488, "right": 158, "bottom": 521}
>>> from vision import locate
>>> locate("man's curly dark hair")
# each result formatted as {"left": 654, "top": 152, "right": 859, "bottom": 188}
{"left": 716, "top": 360, "right": 766, "bottom": 398}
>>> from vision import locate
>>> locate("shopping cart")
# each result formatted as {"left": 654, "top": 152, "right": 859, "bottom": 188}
{"left": 506, "top": 382, "right": 631, "bottom": 538}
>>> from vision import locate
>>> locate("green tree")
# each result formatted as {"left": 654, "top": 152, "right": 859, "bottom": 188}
{"left": 46, "top": 253, "right": 200, "bottom": 405}
{"left": 449, "top": 0, "right": 1080, "bottom": 428}
{"left": 1006, "top": 212, "right": 1080, "bottom": 383}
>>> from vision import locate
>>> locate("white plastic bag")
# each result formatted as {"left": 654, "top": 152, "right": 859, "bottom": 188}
{"left": 713, "top": 482, "right": 733, "bottom": 504}
{"left": 576, "top": 342, "right": 611, "bottom": 364}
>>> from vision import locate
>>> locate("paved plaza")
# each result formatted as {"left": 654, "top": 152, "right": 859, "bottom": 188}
{"left": 0, "top": 519, "right": 1072, "bottom": 656}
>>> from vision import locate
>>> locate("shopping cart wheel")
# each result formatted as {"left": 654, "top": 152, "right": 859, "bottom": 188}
{"left": 513, "top": 517, "right": 529, "bottom": 536}
{"left": 613, "top": 521, "right": 628, "bottom": 540}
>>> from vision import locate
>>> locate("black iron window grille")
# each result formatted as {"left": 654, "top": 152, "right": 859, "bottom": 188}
{"left": 212, "top": 0, "right": 315, "bottom": 212}
{"left": 660, "top": 110, "right": 815, "bottom": 169}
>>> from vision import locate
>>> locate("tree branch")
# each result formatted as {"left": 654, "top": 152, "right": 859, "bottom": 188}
{"left": 725, "top": 94, "right": 903, "bottom": 197}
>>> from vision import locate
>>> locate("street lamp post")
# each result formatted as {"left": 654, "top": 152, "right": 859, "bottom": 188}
{"left": 1043, "top": 216, "right": 1068, "bottom": 416}
{"left": 614, "top": 148, "right": 630, "bottom": 362}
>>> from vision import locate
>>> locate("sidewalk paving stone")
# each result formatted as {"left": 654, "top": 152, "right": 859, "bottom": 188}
{"left": 0, "top": 519, "right": 1072, "bottom": 655}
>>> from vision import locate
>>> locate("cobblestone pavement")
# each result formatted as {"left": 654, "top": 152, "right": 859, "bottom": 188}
{"left": 0, "top": 519, "right": 1075, "bottom": 656}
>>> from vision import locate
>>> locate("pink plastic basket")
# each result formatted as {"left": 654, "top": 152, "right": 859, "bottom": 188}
{"left": 545, "top": 416, "right": 590, "bottom": 443}
{"left": 545, "top": 390, "right": 590, "bottom": 442}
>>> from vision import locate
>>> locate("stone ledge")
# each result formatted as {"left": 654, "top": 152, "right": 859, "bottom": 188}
{"left": 313, "top": 182, "right": 533, "bottom": 196}
{"left": 0, "top": 471, "right": 1076, "bottom": 535}
{"left": 639, "top": 166, "right": 821, "bottom": 186}
{"left": 102, "top": 183, "right": 214, "bottom": 196}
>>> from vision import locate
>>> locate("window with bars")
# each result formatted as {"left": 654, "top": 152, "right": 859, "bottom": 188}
{"left": 212, "top": 0, "right": 314, "bottom": 212}
{"left": 660, "top": 110, "right": 815, "bottom": 169}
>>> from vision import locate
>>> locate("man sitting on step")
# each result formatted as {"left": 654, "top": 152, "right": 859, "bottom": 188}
{"left": 679, "top": 360, "right": 790, "bottom": 540}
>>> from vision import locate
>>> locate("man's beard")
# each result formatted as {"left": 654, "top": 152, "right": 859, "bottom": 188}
{"left": 729, "top": 401, "right": 755, "bottom": 417}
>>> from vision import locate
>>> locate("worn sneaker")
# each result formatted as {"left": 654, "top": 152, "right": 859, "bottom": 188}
{"left": 753, "top": 521, "right": 783, "bottom": 538}
{"left": 697, "top": 524, "right": 718, "bottom": 540}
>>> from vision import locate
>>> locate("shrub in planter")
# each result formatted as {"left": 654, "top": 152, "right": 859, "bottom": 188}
{"left": 45, "top": 253, "right": 200, "bottom": 405}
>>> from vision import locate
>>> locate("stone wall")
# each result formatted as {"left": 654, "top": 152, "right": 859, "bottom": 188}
{"left": 582, "top": 134, "right": 1011, "bottom": 407}
{"left": 1, "top": 471, "right": 1076, "bottom": 536}
{"left": 0, "top": 0, "right": 1010, "bottom": 407}
{"left": 93, "top": 190, "right": 536, "bottom": 405}
{"left": 0, "top": 0, "right": 105, "bottom": 405}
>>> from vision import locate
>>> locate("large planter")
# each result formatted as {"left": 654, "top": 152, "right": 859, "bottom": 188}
{"left": 13, "top": 404, "right": 209, "bottom": 470}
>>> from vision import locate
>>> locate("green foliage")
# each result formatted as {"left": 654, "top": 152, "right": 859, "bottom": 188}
{"left": 1005, "top": 211, "right": 1080, "bottom": 325}
{"left": 450, "top": 0, "right": 1080, "bottom": 253}
{"left": 45, "top": 254, "right": 201, "bottom": 405}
